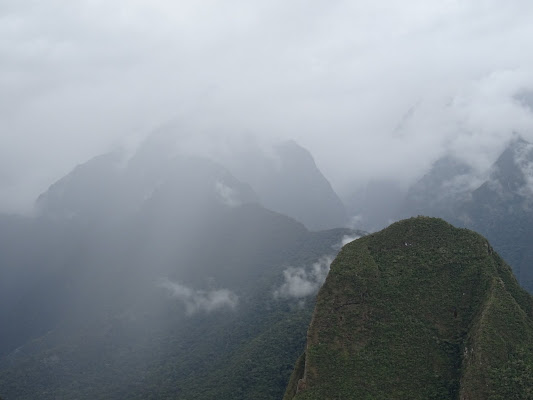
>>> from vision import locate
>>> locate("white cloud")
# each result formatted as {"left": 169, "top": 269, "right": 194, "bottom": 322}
{"left": 340, "top": 234, "right": 360, "bottom": 247}
{"left": 159, "top": 279, "right": 238, "bottom": 315}
{"left": 214, "top": 181, "right": 241, "bottom": 207}
{"left": 274, "top": 256, "right": 333, "bottom": 299}
{"left": 3, "top": 1, "right": 533, "bottom": 212}
{"left": 274, "top": 237, "right": 362, "bottom": 299}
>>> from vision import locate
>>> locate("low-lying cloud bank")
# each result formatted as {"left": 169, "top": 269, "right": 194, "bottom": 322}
{"left": 274, "top": 234, "right": 365, "bottom": 300}
{"left": 341, "top": 234, "right": 361, "bottom": 247}
{"left": 274, "top": 256, "right": 333, "bottom": 299}
{"left": 159, "top": 279, "right": 238, "bottom": 315}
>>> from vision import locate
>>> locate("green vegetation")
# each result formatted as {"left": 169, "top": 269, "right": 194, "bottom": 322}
{"left": 0, "top": 207, "right": 356, "bottom": 399}
{"left": 285, "top": 217, "right": 533, "bottom": 400}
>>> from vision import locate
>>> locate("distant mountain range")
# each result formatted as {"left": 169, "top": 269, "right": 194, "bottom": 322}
{"left": 2, "top": 130, "right": 533, "bottom": 399}
{"left": 404, "top": 136, "right": 533, "bottom": 293}
{"left": 347, "top": 135, "right": 533, "bottom": 293}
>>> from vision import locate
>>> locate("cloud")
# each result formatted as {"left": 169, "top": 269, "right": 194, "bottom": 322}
{"left": 274, "top": 235, "right": 364, "bottom": 300}
{"left": 514, "top": 140, "right": 533, "bottom": 198}
{"left": 214, "top": 181, "right": 241, "bottom": 207}
{"left": 3, "top": 1, "right": 533, "bottom": 212}
{"left": 159, "top": 279, "right": 238, "bottom": 315}
{"left": 274, "top": 256, "right": 333, "bottom": 299}
{"left": 340, "top": 234, "right": 360, "bottom": 247}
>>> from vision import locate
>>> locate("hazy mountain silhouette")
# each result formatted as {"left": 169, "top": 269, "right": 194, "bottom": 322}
{"left": 0, "top": 137, "right": 359, "bottom": 399}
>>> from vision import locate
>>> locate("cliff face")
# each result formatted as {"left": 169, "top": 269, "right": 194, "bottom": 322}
{"left": 285, "top": 217, "right": 533, "bottom": 400}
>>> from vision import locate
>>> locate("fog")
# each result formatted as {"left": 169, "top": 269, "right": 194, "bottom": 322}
{"left": 5, "top": 4, "right": 533, "bottom": 397}
{"left": 274, "top": 256, "right": 334, "bottom": 299}
{"left": 3, "top": 1, "right": 533, "bottom": 213}
{"left": 159, "top": 278, "right": 239, "bottom": 315}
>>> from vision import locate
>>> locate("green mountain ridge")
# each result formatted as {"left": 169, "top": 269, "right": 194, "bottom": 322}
{"left": 285, "top": 217, "right": 533, "bottom": 400}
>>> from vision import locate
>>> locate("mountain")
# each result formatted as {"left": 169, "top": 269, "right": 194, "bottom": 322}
{"left": 0, "top": 209, "right": 351, "bottom": 400}
{"left": 218, "top": 139, "right": 347, "bottom": 230}
{"left": 35, "top": 139, "right": 259, "bottom": 223}
{"left": 38, "top": 131, "right": 347, "bottom": 231}
{"left": 461, "top": 137, "right": 533, "bottom": 291}
{"left": 402, "top": 156, "right": 477, "bottom": 223}
{"left": 0, "top": 141, "right": 361, "bottom": 399}
{"left": 350, "top": 135, "right": 533, "bottom": 293}
{"left": 284, "top": 217, "right": 533, "bottom": 400}
{"left": 345, "top": 179, "right": 405, "bottom": 232}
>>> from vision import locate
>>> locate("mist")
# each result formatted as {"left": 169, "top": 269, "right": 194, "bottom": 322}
{"left": 274, "top": 256, "right": 333, "bottom": 300}
{"left": 159, "top": 278, "right": 238, "bottom": 315}
{"left": 3, "top": 3, "right": 533, "bottom": 398}
{"left": 3, "top": 1, "right": 533, "bottom": 213}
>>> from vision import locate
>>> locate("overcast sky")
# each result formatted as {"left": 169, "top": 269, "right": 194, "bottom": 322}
{"left": 3, "top": 0, "right": 533, "bottom": 213}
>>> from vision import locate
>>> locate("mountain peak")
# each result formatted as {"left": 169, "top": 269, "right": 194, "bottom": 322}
{"left": 284, "top": 217, "right": 533, "bottom": 400}
{"left": 484, "top": 135, "right": 533, "bottom": 197}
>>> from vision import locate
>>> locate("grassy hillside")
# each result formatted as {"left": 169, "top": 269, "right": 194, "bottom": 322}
{"left": 285, "top": 217, "right": 533, "bottom": 400}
